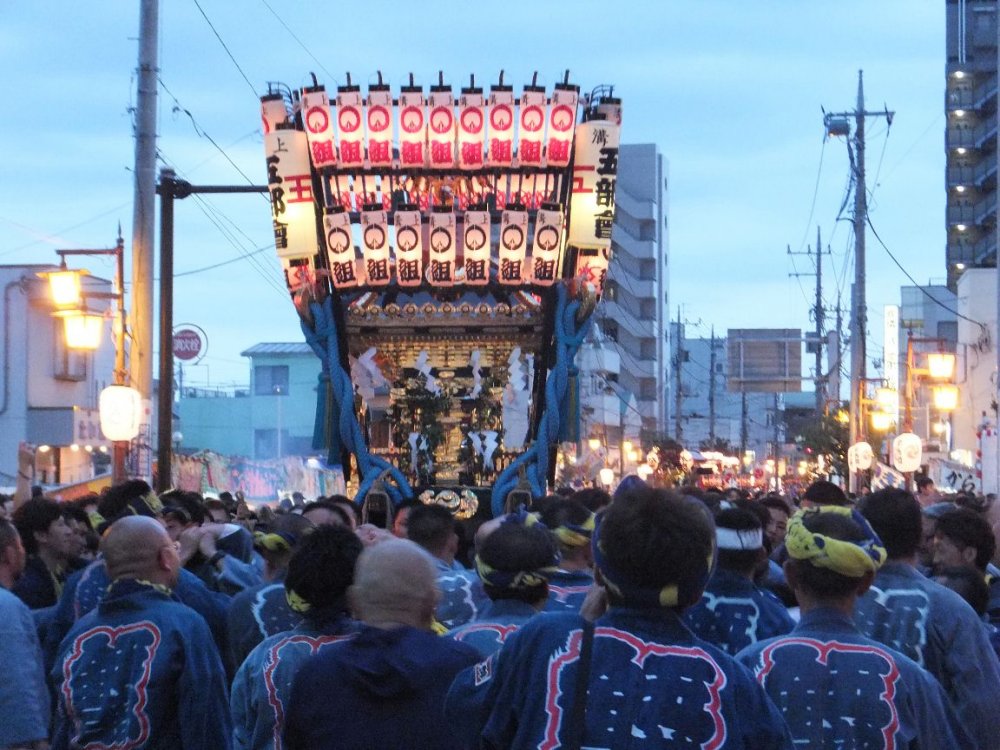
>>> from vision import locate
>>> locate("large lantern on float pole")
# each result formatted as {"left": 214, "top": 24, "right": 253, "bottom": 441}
{"left": 892, "top": 432, "right": 922, "bottom": 473}
{"left": 100, "top": 385, "right": 143, "bottom": 442}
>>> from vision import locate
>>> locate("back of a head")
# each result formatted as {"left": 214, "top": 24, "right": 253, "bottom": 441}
{"left": 802, "top": 480, "right": 849, "bottom": 507}
{"left": 538, "top": 498, "right": 594, "bottom": 556}
{"left": 475, "top": 522, "right": 559, "bottom": 605}
{"left": 12, "top": 498, "right": 63, "bottom": 556}
{"left": 97, "top": 480, "right": 158, "bottom": 526}
{"left": 284, "top": 524, "right": 363, "bottom": 619}
{"left": 350, "top": 538, "right": 438, "bottom": 625}
{"left": 255, "top": 512, "right": 317, "bottom": 561}
{"left": 571, "top": 487, "right": 612, "bottom": 513}
{"left": 714, "top": 507, "right": 764, "bottom": 575}
{"left": 935, "top": 508, "right": 997, "bottom": 571}
{"left": 785, "top": 508, "right": 885, "bottom": 599}
{"left": 101, "top": 516, "right": 171, "bottom": 582}
{"left": 596, "top": 486, "right": 714, "bottom": 610}
{"left": 159, "top": 489, "right": 206, "bottom": 526}
{"left": 857, "top": 488, "right": 922, "bottom": 559}
{"left": 405, "top": 504, "right": 455, "bottom": 554}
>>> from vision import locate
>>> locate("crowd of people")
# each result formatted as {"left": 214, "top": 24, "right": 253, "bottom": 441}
{"left": 1, "top": 472, "right": 999, "bottom": 749}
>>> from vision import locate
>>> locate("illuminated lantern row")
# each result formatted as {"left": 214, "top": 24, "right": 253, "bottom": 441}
{"left": 261, "top": 79, "right": 581, "bottom": 171}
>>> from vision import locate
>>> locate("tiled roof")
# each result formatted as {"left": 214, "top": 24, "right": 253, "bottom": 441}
{"left": 240, "top": 342, "right": 313, "bottom": 357}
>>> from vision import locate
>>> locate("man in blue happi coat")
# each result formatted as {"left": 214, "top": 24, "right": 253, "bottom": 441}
{"left": 738, "top": 505, "right": 969, "bottom": 748}
{"left": 685, "top": 506, "right": 795, "bottom": 654}
{"left": 52, "top": 516, "right": 232, "bottom": 750}
{"left": 231, "top": 524, "right": 362, "bottom": 750}
{"left": 537, "top": 497, "right": 596, "bottom": 613}
{"left": 855, "top": 488, "right": 1000, "bottom": 750}
{"left": 931, "top": 506, "right": 1000, "bottom": 626}
{"left": 407, "top": 503, "right": 487, "bottom": 629}
{"left": 446, "top": 486, "right": 792, "bottom": 749}
{"left": 449, "top": 514, "right": 559, "bottom": 656}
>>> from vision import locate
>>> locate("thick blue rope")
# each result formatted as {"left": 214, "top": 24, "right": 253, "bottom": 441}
{"left": 301, "top": 297, "right": 413, "bottom": 506}
{"left": 490, "top": 284, "right": 593, "bottom": 515}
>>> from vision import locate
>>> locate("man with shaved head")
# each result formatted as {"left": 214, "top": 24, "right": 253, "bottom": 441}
{"left": 52, "top": 516, "right": 233, "bottom": 750}
{"left": 284, "top": 539, "right": 479, "bottom": 750}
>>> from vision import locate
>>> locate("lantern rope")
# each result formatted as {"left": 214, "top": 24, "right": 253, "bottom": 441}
{"left": 301, "top": 296, "right": 413, "bottom": 506}
{"left": 491, "top": 283, "right": 593, "bottom": 515}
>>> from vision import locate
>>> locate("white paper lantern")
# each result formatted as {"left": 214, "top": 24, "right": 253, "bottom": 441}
{"left": 458, "top": 84, "right": 485, "bottom": 170}
{"left": 300, "top": 86, "right": 337, "bottom": 169}
{"left": 336, "top": 85, "right": 365, "bottom": 168}
{"left": 100, "top": 385, "right": 142, "bottom": 442}
{"left": 498, "top": 208, "right": 528, "bottom": 285}
{"left": 530, "top": 205, "right": 564, "bottom": 285}
{"left": 892, "top": 433, "right": 923, "bottom": 473}
{"left": 399, "top": 86, "right": 426, "bottom": 168}
{"left": 847, "top": 442, "right": 875, "bottom": 472}
{"left": 394, "top": 208, "right": 424, "bottom": 287}
{"left": 428, "top": 86, "right": 456, "bottom": 169}
{"left": 260, "top": 93, "right": 288, "bottom": 135}
{"left": 360, "top": 208, "right": 390, "bottom": 286}
{"left": 486, "top": 83, "right": 515, "bottom": 167}
{"left": 568, "top": 116, "right": 621, "bottom": 250}
{"left": 517, "top": 86, "right": 546, "bottom": 166}
{"left": 546, "top": 82, "right": 578, "bottom": 167}
{"left": 264, "top": 127, "right": 316, "bottom": 260}
{"left": 428, "top": 210, "right": 456, "bottom": 286}
{"left": 366, "top": 84, "right": 393, "bottom": 167}
{"left": 324, "top": 208, "right": 358, "bottom": 289}
{"left": 462, "top": 209, "right": 491, "bottom": 286}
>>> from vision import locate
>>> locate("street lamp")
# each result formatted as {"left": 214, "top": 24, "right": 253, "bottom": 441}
{"left": 40, "top": 235, "right": 137, "bottom": 484}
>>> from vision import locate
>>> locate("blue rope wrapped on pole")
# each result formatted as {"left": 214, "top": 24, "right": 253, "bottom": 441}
{"left": 491, "top": 283, "right": 593, "bottom": 516}
{"left": 300, "top": 296, "right": 413, "bottom": 507}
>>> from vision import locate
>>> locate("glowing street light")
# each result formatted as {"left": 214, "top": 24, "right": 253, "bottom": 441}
{"left": 932, "top": 384, "right": 959, "bottom": 411}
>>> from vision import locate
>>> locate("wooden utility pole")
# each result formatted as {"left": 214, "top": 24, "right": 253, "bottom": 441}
{"left": 708, "top": 327, "right": 717, "bottom": 442}
{"left": 673, "top": 307, "right": 684, "bottom": 443}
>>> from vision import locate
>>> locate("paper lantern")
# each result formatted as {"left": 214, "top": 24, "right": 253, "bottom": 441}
{"left": 462, "top": 209, "right": 491, "bottom": 286}
{"left": 517, "top": 85, "right": 546, "bottom": 166}
{"left": 394, "top": 207, "right": 424, "bottom": 286}
{"left": 596, "top": 95, "right": 622, "bottom": 126}
{"left": 458, "top": 84, "right": 485, "bottom": 170}
{"left": 530, "top": 204, "right": 564, "bottom": 285}
{"left": 100, "top": 385, "right": 142, "bottom": 442}
{"left": 260, "top": 93, "right": 288, "bottom": 135}
{"left": 336, "top": 84, "right": 365, "bottom": 168}
{"left": 428, "top": 209, "right": 456, "bottom": 286}
{"left": 568, "top": 116, "right": 621, "bottom": 249}
{"left": 498, "top": 208, "right": 528, "bottom": 285}
{"left": 892, "top": 432, "right": 923, "bottom": 473}
{"left": 848, "top": 442, "right": 874, "bottom": 472}
{"left": 546, "top": 82, "right": 578, "bottom": 167}
{"left": 574, "top": 245, "right": 611, "bottom": 295}
{"left": 279, "top": 255, "right": 319, "bottom": 297}
{"left": 399, "top": 86, "right": 426, "bottom": 168}
{"left": 927, "top": 352, "right": 956, "bottom": 380}
{"left": 324, "top": 208, "right": 359, "bottom": 289}
{"left": 366, "top": 84, "right": 393, "bottom": 167}
{"left": 264, "top": 126, "right": 316, "bottom": 260}
{"left": 875, "top": 387, "right": 898, "bottom": 413}
{"left": 359, "top": 207, "right": 390, "bottom": 287}
{"left": 59, "top": 310, "right": 103, "bottom": 350}
{"left": 636, "top": 464, "right": 653, "bottom": 480}
{"left": 428, "top": 85, "right": 456, "bottom": 169}
{"left": 300, "top": 86, "right": 337, "bottom": 169}
{"left": 599, "top": 467, "right": 615, "bottom": 487}
{"left": 486, "top": 83, "right": 515, "bottom": 167}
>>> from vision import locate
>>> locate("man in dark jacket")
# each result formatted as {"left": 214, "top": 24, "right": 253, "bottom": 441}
{"left": 284, "top": 538, "right": 479, "bottom": 749}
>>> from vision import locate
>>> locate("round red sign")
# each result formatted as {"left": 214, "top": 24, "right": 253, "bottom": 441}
{"left": 173, "top": 328, "right": 204, "bottom": 361}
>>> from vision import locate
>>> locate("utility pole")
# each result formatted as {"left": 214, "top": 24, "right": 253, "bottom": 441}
{"left": 130, "top": 0, "right": 159, "bottom": 482}
{"left": 823, "top": 70, "right": 893, "bottom": 491}
{"left": 788, "top": 226, "right": 830, "bottom": 414}
{"left": 708, "top": 326, "right": 717, "bottom": 443}
{"left": 739, "top": 389, "right": 748, "bottom": 466}
{"left": 673, "top": 307, "right": 684, "bottom": 443}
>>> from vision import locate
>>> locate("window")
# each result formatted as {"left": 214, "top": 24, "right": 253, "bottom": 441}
{"left": 53, "top": 320, "right": 86, "bottom": 381}
{"left": 639, "top": 260, "right": 656, "bottom": 280}
{"left": 254, "top": 364, "right": 289, "bottom": 395}
{"left": 640, "top": 300, "right": 656, "bottom": 320}
{"left": 640, "top": 340, "right": 656, "bottom": 360}
{"left": 639, "top": 378, "right": 657, "bottom": 401}
{"left": 603, "top": 322, "right": 619, "bottom": 342}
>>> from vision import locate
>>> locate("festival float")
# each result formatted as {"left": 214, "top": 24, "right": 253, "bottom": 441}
{"left": 260, "top": 70, "right": 622, "bottom": 516}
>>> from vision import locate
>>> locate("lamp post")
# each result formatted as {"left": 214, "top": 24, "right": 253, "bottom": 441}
{"left": 904, "top": 334, "right": 957, "bottom": 436}
{"left": 40, "top": 235, "right": 138, "bottom": 484}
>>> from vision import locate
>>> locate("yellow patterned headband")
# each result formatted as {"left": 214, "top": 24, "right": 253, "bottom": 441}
{"left": 553, "top": 513, "right": 596, "bottom": 549}
{"left": 474, "top": 555, "right": 559, "bottom": 591}
{"left": 785, "top": 506, "right": 886, "bottom": 578}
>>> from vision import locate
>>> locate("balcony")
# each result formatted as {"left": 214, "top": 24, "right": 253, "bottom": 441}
{"left": 973, "top": 230, "right": 998, "bottom": 265}
{"left": 947, "top": 203, "right": 977, "bottom": 224}
{"left": 974, "top": 154, "right": 997, "bottom": 187}
{"left": 974, "top": 76, "right": 999, "bottom": 110}
{"left": 946, "top": 126, "right": 975, "bottom": 149}
{"left": 974, "top": 117, "right": 999, "bottom": 150}
{"left": 947, "top": 165, "right": 976, "bottom": 184}
{"left": 974, "top": 193, "right": 997, "bottom": 226}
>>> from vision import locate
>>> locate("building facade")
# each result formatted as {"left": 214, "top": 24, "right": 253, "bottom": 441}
{"left": 945, "top": 0, "right": 998, "bottom": 288}
{"left": 594, "top": 143, "right": 669, "bottom": 434}
{"left": 0, "top": 265, "right": 116, "bottom": 486}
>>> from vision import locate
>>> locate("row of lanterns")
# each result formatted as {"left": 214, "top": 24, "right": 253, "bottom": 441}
{"left": 848, "top": 432, "right": 924, "bottom": 474}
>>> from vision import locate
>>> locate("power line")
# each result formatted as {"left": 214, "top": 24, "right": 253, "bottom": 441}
{"left": 192, "top": 0, "right": 259, "bottom": 97}
{"left": 259, "top": 0, "right": 338, "bottom": 84}
{"left": 170, "top": 243, "right": 272, "bottom": 277}
{"left": 866, "top": 215, "right": 986, "bottom": 329}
